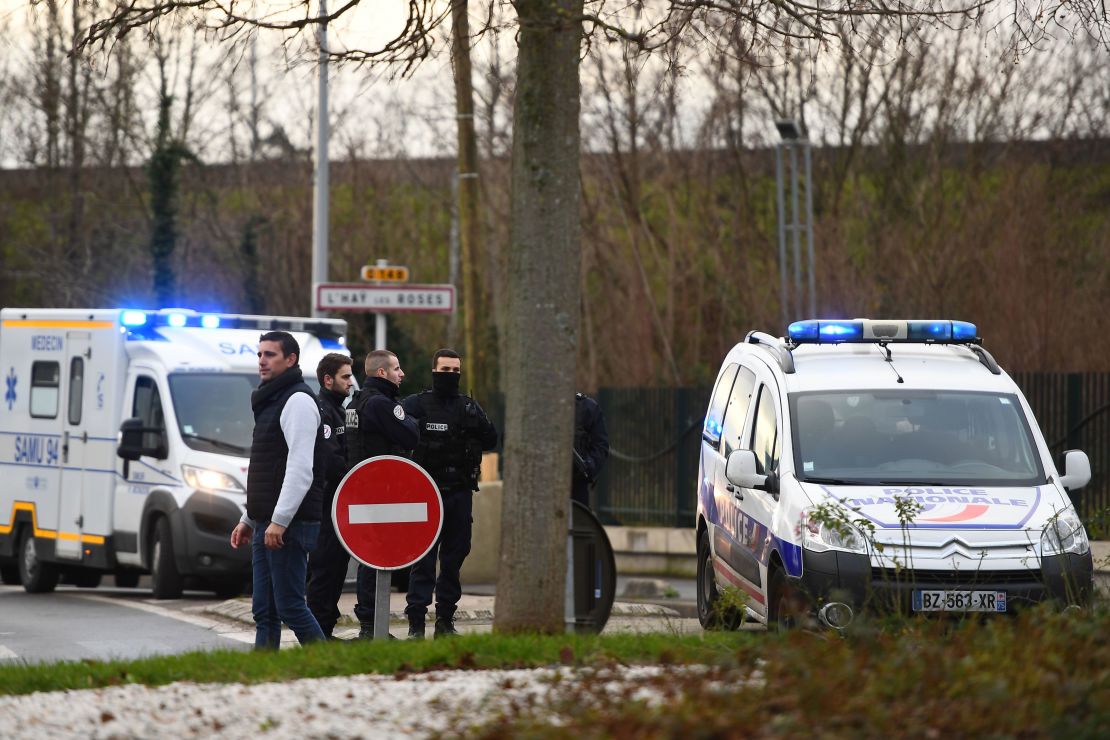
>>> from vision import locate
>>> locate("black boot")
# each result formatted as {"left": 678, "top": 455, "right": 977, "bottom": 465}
{"left": 358, "top": 622, "right": 374, "bottom": 640}
{"left": 407, "top": 618, "right": 426, "bottom": 640}
{"left": 434, "top": 618, "right": 459, "bottom": 639}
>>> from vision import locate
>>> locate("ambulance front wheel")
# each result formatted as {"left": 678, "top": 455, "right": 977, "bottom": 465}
{"left": 19, "top": 530, "right": 59, "bottom": 594}
{"left": 151, "top": 517, "right": 185, "bottom": 599}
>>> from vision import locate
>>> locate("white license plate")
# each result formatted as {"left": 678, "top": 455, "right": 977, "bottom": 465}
{"left": 912, "top": 590, "right": 1007, "bottom": 612}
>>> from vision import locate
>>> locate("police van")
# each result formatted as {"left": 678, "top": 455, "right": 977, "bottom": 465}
{"left": 0, "top": 308, "right": 347, "bottom": 598}
{"left": 696, "top": 319, "right": 1094, "bottom": 629}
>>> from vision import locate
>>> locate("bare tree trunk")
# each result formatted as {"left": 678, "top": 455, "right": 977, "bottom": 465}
{"left": 451, "top": 0, "right": 488, "bottom": 397}
{"left": 493, "top": 0, "right": 583, "bottom": 633}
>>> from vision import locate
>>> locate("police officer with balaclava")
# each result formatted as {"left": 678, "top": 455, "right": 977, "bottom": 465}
{"left": 345, "top": 349, "right": 419, "bottom": 639}
{"left": 401, "top": 348, "right": 497, "bottom": 639}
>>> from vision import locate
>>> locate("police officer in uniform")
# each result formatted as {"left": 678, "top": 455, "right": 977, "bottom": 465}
{"left": 402, "top": 348, "right": 497, "bottom": 639}
{"left": 346, "top": 349, "right": 419, "bottom": 639}
{"left": 305, "top": 352, "right": 355, "bottom": 638}
{"left": 572, "top": 392, "right": 610, "bottom": 508}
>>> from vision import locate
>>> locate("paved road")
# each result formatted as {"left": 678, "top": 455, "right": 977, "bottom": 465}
{"left": 0, "top": 585, "right": 251, "bottom": 665}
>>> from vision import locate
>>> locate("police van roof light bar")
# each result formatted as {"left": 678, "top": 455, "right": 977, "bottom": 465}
{"left": 787, "top": 319, "right": 980, "bottom": 345}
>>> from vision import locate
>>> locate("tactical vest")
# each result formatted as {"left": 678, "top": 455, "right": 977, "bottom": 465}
{"left": 411, "top": 391, "right": 483, "bottom": 492}
{"left": 246, "top": 373, "right": 325, "bottom": 523}
{"left": 345, "top": 385, "right": 407, "bottom": 466}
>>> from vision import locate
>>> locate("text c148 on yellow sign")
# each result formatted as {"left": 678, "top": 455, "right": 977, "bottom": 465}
{"left": 359, "top": 265, "right": 410, "bottom": 282}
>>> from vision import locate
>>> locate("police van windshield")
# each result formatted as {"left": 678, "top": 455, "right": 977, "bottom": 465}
{"left": 168, "top": 374, "right": 258, "bottom": 456}
{"left": 790, "top": 390, "right": 1045, "bottom": 486}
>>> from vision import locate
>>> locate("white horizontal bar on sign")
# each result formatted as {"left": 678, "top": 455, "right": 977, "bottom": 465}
{"left": 348, "top": 503, "right": 428, "bottom": 525}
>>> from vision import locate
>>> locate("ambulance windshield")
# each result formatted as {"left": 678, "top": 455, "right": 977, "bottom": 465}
{"left": 790, "top": 390, "right": 1045, "bottom": 486}
{"left": 168, "top": 373, "right": 258, "bottom": 456}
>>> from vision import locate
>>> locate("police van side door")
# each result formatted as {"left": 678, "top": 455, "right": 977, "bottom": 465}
{"left": 701, "top": 363, "right": 738, "bottom": 539}
{"left": 712, "top": 365, "right": 759, "bottom": 591}
{"left": 56, "top": 333, "right": 90, "bottom": 560}
{"left": 739, "top": 366, "right": 784, "bottom": 608}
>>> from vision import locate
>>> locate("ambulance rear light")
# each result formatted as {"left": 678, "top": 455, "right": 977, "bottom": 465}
{"left": 787, "top": 319, "right": 979, "bottom": 345}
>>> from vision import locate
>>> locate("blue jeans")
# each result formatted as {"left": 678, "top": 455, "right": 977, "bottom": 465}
{"left": 251, "top": 519, "right": 325, "bottom": 649}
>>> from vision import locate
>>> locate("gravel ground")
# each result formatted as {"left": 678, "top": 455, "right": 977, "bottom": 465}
{"left": 0, "top": 665, "right": 677, "bottom": 739}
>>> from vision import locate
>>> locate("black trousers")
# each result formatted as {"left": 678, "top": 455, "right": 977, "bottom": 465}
{"left": 572, "top": 475, "right": 591, "bottom": 508}
{"left": 305, "top": 515, "right": 349, "bottom": 637}
{"left": 404, "top": 488, "right": 473, "bottom": 623}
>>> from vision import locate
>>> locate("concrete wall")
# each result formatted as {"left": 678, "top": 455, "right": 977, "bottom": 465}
{"left": 460, "top": 480, "right": 698, "bottom": 585}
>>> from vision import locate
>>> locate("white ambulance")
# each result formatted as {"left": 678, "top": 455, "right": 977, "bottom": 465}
{"left": 696, "top": 319, "right": 1095, "bottom": 629}
{"left": 0, "top": 308, "right": 347, "bottom": 598}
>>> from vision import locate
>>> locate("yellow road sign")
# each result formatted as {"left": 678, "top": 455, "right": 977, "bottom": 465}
{"left": 360, "top": 265, "right": 410, "bottom": 283}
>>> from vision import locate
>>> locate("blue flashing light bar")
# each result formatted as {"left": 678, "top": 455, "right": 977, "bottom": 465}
{"left": 115, "top": 309, "right": 346, "bottom": 342}
{"left": 121, "top": 310, "right": 148, "bottom": 327}
{"left": 788, "top": 319, "right": 979, "bottom": 345}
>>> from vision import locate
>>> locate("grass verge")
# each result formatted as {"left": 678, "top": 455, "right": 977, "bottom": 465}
{"left": 0, "top": 631, "right": 754, "bottom": 697}
{"left": 2, "top": 606, "right": 1107, "bottom": 738}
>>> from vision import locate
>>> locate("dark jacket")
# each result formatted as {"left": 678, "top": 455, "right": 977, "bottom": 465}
{"left": 246, "top": 367, "right": 325, "bottom": 523}
{"left": 573, "top": 392, "right": 610, "bottom": 485}
{"left": 319, "top": 387, "right": 349, "bottom": 502}
{"left": 402, "top": 390, "right": 497, "bottom": 492}
{"left": 345, "top": 376, "right": 419, "bottom": 466}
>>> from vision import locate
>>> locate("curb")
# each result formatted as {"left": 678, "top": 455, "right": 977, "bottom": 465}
{"left": 204, "top": 598, "right": 681, "bottom": 628}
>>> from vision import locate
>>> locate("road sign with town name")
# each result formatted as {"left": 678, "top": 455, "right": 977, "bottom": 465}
{"left": 360, "top": 265, "right": 410, "bottom": 282}
{"left": 315, "top": 283, "right": 455, "bottom": 313}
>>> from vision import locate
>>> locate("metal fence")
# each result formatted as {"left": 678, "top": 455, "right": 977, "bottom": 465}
{"left": 592, "top": 374, "right": 1110, "bottom": 530}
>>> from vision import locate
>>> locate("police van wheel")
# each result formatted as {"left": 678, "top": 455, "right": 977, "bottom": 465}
{"left": 19, "top": 530, "right": 59, "bottom": 594}
{"left": 768, "top": 565, "right": 810, "bottom": 630}
{"left": 0, "top": 561, "right": 20, "bottom": 585}
{"left": 697, "top": 530, "right": 738, "bottom": 630}
{"left": 151, "top": 518, "right": 184, "bottom": 600}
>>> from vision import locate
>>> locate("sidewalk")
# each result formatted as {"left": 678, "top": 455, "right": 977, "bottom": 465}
{"left": 205, "top": 578, "right": 701, "bottom": 640}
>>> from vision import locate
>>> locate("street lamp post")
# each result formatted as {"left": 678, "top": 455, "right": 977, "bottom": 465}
{"left": 311, "top": 0, "right": 330, "bottom": 318}
{"left": 774, "top": 119, "right": 816, "bottom": 329}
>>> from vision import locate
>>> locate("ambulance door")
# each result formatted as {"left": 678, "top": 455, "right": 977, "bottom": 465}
{"left": 56, "top": 332, "right": 90, "bottom": 560}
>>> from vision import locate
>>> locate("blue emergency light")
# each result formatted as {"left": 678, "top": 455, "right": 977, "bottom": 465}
{"left": 787, "top": 319, "right": 979, "bottom": 345}
{"left": 121, "top": 310, "right": 148, "bottom": 327}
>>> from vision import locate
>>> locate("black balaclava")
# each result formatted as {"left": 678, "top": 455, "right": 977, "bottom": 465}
{"left": 432, "top": 371, "right": 461, "bottom": 397}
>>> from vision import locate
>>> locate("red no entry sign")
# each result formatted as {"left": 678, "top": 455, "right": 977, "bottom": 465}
{"left": 331, "top": 456, "right": 444, "bottom": 570}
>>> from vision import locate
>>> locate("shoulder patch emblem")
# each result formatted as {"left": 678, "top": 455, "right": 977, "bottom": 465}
{"left": 345, "top": 408, "right": 359, "bottom": 427}
{"left": 394, "top": 405, "right": 406, "bottom": 420}
{"left": 323, "top": 424, "right": 332, "bottom": 439}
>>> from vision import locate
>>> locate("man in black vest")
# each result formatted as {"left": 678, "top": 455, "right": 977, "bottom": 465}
{"left": 230, "top": 331, "right": 326, "bottom": 649}
{"left": 345, "top": 349, "right": 419, "bottom": 638}
{"left": 572, "top": 392, "right": 610, "bottom": 508}
{"left": 305, "top": 352, "right": 355, "bottom": 638}
{"left": 402, "top": 348, "right": 497, "bottom": 639}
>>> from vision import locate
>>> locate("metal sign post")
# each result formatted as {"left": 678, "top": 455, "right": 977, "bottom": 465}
{"left": 332, "top": 456, "right": 444, "bottom": 640}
